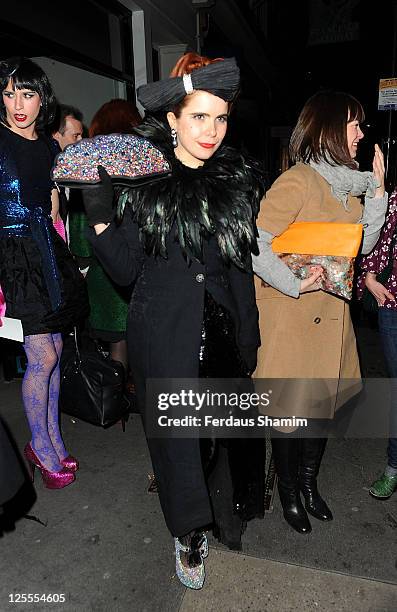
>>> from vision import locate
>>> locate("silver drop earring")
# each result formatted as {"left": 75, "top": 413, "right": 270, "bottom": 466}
{"left": 171, "top": 128, "right": 178, "bottom": 148}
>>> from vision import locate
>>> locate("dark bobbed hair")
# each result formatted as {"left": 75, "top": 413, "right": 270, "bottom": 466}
{"left": 0, "top": 58, "right": 57, "bottom": 130}
{"left": 289, "top": 90, "right": 365, "bottom": 169}
{"left": 89, "top": 98, "right": 141, "bottom": 137}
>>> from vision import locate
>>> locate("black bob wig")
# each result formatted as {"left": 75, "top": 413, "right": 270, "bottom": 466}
{"left": 0, "top": 57, "right": 57, "bottom": 130}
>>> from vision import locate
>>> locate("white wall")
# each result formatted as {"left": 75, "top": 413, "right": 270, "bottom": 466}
{"left": 33, "top": 57, "right": 120, "bottom": 127}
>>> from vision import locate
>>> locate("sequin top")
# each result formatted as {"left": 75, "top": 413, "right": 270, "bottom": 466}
{"left": 0, "top": 124, "right": 55, "bottom": 232}
{"left": 357, "top": 189, "right": 397, "bottom": 309}
{"left": 0, "top": 125, "right": 62, "bottom": 309}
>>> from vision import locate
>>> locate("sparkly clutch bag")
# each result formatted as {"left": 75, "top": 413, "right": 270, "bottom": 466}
{"left": 270, "top": 222, "right": 363, "bottom": 300}
{"left": 51, "top": 134, "right": 171, "bottom": 186}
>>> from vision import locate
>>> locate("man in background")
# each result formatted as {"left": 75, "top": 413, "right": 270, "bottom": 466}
{"left": 52, "top": 104, "right": 83, "bottom": 150}
{"left": 52, "top": 104, "right": 84, "bottom": 226}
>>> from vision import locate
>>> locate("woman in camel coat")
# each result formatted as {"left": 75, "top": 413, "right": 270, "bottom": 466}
{"left": 252, "top": 90, "right": 387, "bottom": 534}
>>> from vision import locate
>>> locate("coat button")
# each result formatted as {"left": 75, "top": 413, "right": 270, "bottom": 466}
{"left": 314, "top": 317, "right": 321, "bottom": 324}
{"left": 195, "top": 273, "right": 205, "bottom": 283}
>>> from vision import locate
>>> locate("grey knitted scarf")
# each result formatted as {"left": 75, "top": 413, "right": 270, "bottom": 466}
{"left": 309, "top": 159, "right": 380, "bottom": 211}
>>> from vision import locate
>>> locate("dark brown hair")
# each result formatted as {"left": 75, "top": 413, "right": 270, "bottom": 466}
{"left": 289, "top": 90, "right": 365, "bottom": 169}
{"left": 89, "top": 98, "right": 141, "bottom": 137}
{"left": 169, "top": 52, "right": 224, "bottom": 118}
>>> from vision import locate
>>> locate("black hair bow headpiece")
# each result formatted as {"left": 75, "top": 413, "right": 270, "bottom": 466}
{"left": 137, "top": 57, "right": 240, "bottom": 112}
{"left": 0, "top": 57, "right": 21, "bottom": 79}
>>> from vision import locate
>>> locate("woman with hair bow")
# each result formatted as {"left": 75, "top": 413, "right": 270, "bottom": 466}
{"left": 0, "top": 58, "right": 88, "bottom": 489}
{"left": 81, "top": 52, "right": 265, "bottom": 589}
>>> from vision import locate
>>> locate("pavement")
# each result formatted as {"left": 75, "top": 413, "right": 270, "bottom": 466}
{"left": 0, "top": 313, "right": 396, "bottom": 612}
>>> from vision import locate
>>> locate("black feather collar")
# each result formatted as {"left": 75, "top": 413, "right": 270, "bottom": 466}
{"left": 118, "top": 116, "right": 265, "bottom": 270}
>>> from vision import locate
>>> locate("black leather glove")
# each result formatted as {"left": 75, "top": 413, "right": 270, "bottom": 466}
{"left": 82, "top": 166, "right": 114, "bottom": 226}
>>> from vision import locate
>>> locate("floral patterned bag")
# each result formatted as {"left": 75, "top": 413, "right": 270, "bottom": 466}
{"left": 271, "top": 222, "right": 363, "bottom": 300}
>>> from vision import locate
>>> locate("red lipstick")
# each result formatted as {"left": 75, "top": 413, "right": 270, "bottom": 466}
{"left": 14, "top": 114, "right": 27, "bottom": 122}
{"left": 198, "top": 143, "right": 216, "bottom": 149}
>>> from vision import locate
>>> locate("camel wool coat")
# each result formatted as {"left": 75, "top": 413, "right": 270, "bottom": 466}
{"left": 254, "top": 163, "right": 362, "bottom": 418}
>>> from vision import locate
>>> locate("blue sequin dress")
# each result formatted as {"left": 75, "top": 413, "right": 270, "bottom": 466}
{"left": 0, "top": 125, "right": 88, "bottom": 335}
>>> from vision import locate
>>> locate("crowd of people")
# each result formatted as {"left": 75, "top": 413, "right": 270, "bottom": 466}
{"left": 0, "top": 53, "right": 395, "bottom": 590}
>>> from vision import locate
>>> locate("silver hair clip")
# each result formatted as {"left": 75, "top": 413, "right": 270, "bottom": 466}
{"left": 183, "top": 73, "right": 194, "bottom": 95}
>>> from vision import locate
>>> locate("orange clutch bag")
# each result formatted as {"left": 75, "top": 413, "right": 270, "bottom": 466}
{"left": 270, "top": 222, "right": 363, "bottom": 299}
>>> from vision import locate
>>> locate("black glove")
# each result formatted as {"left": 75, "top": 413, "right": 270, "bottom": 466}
{"left": 82, "top": 166, "right": 114, "bottom": 226}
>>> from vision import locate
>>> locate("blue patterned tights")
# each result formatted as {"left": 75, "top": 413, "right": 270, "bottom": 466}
{"left": 22, "top": 333, "right": 67, "bottom": 471}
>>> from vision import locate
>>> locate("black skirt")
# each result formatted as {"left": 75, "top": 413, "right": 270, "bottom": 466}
{"left": 0, "top": 228, "right": 89, "bottom": 336}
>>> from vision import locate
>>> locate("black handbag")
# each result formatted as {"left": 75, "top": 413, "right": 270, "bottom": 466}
{"left": 362, "top": 231, "right": 397, "bottom": 313}
{"left": 59, "top": 328, "right": 128, "bottom": 428}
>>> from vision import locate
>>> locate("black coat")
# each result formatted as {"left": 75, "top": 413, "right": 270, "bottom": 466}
{"left": 87, "top": 120, "right": 264, "bottom": 537}
{"left": 89, "top": 211, "right": 260, "bottom": 380}
{"left": 89, "top": 213, "right": 260, "bottom": 536}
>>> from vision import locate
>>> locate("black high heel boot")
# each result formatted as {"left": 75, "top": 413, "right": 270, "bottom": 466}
{"left": 299, "top": 438, "right": 333, "bottom": 521}
{"left": 271, "top": 437, "right": 312, "bottom": 534}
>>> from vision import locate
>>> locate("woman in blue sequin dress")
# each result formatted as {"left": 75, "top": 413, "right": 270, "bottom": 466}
{"left": 0, "top": 58, "right": 88, "bottom": 489}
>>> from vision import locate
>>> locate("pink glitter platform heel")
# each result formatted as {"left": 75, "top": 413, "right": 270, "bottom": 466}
{"left": 24, "top": 443, "right": 75, "bottom": 490}
{"left": 60, "top": 455, "right": 79, "bottom": 472}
